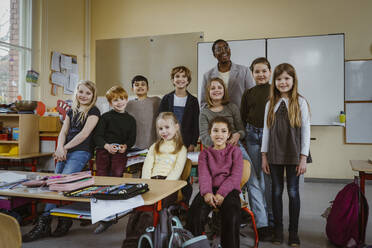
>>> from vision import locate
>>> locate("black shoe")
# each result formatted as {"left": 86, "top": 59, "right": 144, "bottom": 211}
{"left": 94, "top": 220, "right": 115, "bottom": 234}
{"left": 257, "top": 226, "right": 273, "bottom": 242}
{"left": 51, "top": 218, "right": 73, "bottom": 237}
{"left": 22, "top": 215, "right": 52, "bottom": 242}
{"left": 272, "top": 228, "right": 283, "bottom": 245}
{"left": 288, "top": 231, "right": 300, "bottom": 247}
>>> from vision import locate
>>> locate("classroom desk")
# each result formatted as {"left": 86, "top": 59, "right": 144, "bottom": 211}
{"left": 349, "top": 160, "right": 372, "bottom": 243}
{"left": 0, "top": 153, "right": 54, "bottom": 172}
{"left": 0, "top": 171, "right": 186, "bottom": 225}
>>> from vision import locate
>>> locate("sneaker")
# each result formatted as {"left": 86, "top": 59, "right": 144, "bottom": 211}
{"left": 288, "top": 231, "right": 300, "bottom": 247}
{"left": 51, "top": 218, "right": 73, "bottom": 237}
{"left": 22, "top": 215, "right": 51, "bottom": 242}
{"left": 93, "top": 220, "right": 115, "bottom": 234}
{"left": 272, "top": 228, "right": 283, "bottom": 245}
{"left": 257, "top": 226, "right": 273, "bottom": 242}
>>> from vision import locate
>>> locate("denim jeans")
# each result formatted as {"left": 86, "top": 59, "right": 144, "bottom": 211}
{"left": 43, "top": 150, "right": 92, "bottom": 215}
{"left": 245, "top": 123, "right": 273, "bottom": 226}
{"left": 270, "top": 164, "right": 300, "bottom": 232}
{"left": 238, "top": 139, "right": 268, "bottom": 228}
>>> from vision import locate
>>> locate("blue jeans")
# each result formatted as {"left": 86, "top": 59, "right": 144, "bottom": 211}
{"left": 44, "top": 150, "right": 92, "bottom": 215}
{"left": 245, "top": 123, "right": 273, "bottom": 226}
{"left": 270, "top": 164, "right": 300, "bottom": 232}
{"left": 238, "top": 140, "right": 268, "bottom": 228}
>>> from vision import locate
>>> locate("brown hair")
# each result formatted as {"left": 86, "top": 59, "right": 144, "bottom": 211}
{"left": 154, "top": 112, "right": 184, "bottom": 154}
{"left": 205, "top": 77, "right": 230, "bottom": 108}
{"left": 170, "top": 66, "right": 192, "bottom": 85}
{"left": 267, "top": 63, "right": 307, "bottom": 128}
{"left": 250, "top": 57, "right": 271, "bottom": 72}
{"left": 71, "top": 80, "right": 97, "bottom": 124}
{"left": 208, "top": 116, "right": 232, "bottom": 137}
{"left": 105, "top": 85, "right": 128, "bottom": 103}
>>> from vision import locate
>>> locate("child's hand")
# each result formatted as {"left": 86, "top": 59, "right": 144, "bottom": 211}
{"left": 104, "top": 143, "right": 117, "bottom": 154}
{"left": 227, "top": 133, "right": 240, "bottom": 146}
{"left": 204, "top": 193, "right": 217, "bottom": 208}
{"left": 54, "top": 146, "right": 67, "bottom": 161}
{"left": 215, "top": 193, "right": 224, "bottom": 206}
{"left": 261, "top": 153, "right": 270, "bottom": 174}
{"left": 296, "top": 155, "right": 307, "bottom": 176}
{"left": 118, "top": 144, "right": 127, "bottom": 153}
{"left": 187, "top": 145, "right": 195, "bottom": 152}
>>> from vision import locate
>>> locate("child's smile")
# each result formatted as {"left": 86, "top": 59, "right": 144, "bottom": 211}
{"left": 111, "top": 97, "right": 128, "bottom": 113}
{"left": 210, "top": 122, "right": 230, "bottom": 150}
{"left": 275, "top": 71, "right": 293, "bottom": 96}
{"left": 157, "top": 118, "right": 178, "bottom": 141}
{"left": 209, "top": 81, "right": 225, "bottom": 101}
{"left": 76, "top": 84, "right": 93, "bottom": 106}
{"left": 172, "top": 71, "right": 189, "bottom": 89}
{"left": 253, "top": 63, "right": 271, "bottom": 85}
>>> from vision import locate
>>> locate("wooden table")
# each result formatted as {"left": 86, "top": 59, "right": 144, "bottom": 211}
{"left": 350, "top": 160, "right": 372, "bottom": 194}
{"left": 350, "top": 160, "right": 372, "bottom": 243}
{"left": 0, "top": 171, "right": 186, "bottom": 225}
{"left": 0, "top": 153, "right": 54, "bottom": 172}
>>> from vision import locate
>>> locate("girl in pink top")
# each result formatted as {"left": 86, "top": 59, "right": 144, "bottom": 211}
{"left": 186, "top": 116, "right": 243, "bottom": 248}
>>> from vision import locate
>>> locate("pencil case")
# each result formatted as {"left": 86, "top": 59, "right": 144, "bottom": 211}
{"left": 64, "top": 183, "right": 149, "bottom": 200}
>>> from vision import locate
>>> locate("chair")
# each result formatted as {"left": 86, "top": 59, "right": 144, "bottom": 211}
{"left": 177, "top": 158, "right": 192, "bottom": 203}
{"left": 241, "top": 159, "right": 259, "bottom": 248}
{"left": 0, "top": 212, "right": 22, "bottom": 248}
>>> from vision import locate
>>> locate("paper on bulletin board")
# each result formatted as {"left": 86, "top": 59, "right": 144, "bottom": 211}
{"left": 51, "top": 51, "right": 61, "bottom": 71}
{"left": 61, "top": 54, "right": 72, "bottom": 70}
{"left": 90, "top": 195, "right": 144, "bottom": 224}
{"left": 51, "top": 71, "right": 68, "bottom": 87}
{"left": 64, "top": 73, "right": 79, "bottom": 94}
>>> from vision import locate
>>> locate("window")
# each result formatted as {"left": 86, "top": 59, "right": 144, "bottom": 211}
{"left": 0, "top": 0, "right": 32, "bottom": 104}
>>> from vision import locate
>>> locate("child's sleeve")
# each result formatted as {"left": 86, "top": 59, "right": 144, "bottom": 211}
{"left": 300, "top": 98, "right": 311, "bottom": 156}
{"left": 141, "top": 144, "right": 156, "bottom": 179}
{"left": 231, "top": 103, "right": 246, "bottom": 139}
{"left": 199, "top": 111, "right": 213, "bottom": 147}
{"left": 261, "top": 102, "right": 270, "bottom": 153}
{"left": 126, "top": 116, "right": 137, "bottom": 148}
{"left": 191, "top": 97, "right": 200, "bottom": 146}
{"left": 216, "top": 147, "right": 243, "bottom": 197}
{"left": 166, "top": 146, "right": 187, "bottom": 180}
{"left": 198, "top": 150, "right": 213, "bottom": 196}
{"left": 240, "top": 89, "right": 249, "bottom": 128}
{"left": 93, "top": 115, "right": 107, "bottom": 148}
{"left": 159, "top": 95, "right": 169, "bottom": 113}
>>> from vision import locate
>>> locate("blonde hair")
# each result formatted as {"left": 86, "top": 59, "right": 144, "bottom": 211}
{"left": 105, "top": 85, "right": 128, "bottom": 103}
{"left": 205, "top": 77, "right": 229, "bottom": 108}
{"left": 267, "top": 63, "right": 307, "bottom": 128}
{"left": 154, "top": 112, "right": 184, "bottom": 154}
{"left": 71, "top": 80, "right": 97, "bottom": 124}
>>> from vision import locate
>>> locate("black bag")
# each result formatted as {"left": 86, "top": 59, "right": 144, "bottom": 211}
{"left": 138, "top": 206, "right": 210, "bottom": 248}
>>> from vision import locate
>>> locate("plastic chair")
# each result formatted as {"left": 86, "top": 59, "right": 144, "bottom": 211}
{"left": 241, "top": 159, "right": 259, "bottom": 248}
{"left": 0, "top": 212, "right": 22, "bottom": 248}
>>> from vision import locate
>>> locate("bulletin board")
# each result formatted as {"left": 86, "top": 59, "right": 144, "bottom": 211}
{"left": 49, "top": 51, "right": 79, "bottom": 95}
{"left": 345, "top": 59, "right": 372, "bottom": 144}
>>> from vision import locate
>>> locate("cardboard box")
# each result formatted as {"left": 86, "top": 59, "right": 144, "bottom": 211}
{"left": 39, "top": 116, "right": 62, "bottom": 132}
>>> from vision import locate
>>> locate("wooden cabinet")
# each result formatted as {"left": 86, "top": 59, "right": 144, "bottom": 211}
{"left": 0, "top": 114, "right": 39, "bottom": 154}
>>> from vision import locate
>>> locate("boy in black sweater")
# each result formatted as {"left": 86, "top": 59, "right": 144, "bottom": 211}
{"left": 94, "top": 85, "right": 136, "bottom": 177}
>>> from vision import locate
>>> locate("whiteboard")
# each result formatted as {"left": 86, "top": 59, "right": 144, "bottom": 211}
{"left": 197, "top": 39, "right": 266, "bottom": 100}
{"left": 345, "top": 103, "right": 372, "bottom": 143}
{"left": 267, "top": 34, "right": 344, "bottom": 125}
{"left": 345, "top": 60, "right": 372, "bottom": 101}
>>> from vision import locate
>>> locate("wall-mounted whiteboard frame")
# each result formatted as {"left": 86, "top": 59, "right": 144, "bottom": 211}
{"left": 267, "top": 34, "right": 344, "bottom": 125}
{"left": 197, "top": 39, "right": 266, "bottom": 100}
{"left": 345, "top": 59, "right": 372, "bottom": 101}
{"left": 345, "top": 103, "right": 372, "bottom": 144}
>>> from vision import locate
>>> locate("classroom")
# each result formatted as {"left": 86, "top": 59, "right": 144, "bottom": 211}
{"left": 0, "top": 0, "right": 372, "bottom": 247}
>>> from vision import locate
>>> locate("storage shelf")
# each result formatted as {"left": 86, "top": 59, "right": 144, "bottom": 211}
{"left": 0, "top": 140, "right": 19, "bottom": 144}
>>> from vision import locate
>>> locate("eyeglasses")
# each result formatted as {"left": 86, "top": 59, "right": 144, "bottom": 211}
{"left": 214, "top": 45, "right": 230, "bottom": 54}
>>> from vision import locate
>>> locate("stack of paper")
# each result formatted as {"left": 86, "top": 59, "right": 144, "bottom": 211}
{"left": 0, "top": 172, "right": 27, "bottom": 187}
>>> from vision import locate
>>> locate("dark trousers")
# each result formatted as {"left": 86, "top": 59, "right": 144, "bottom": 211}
{"left": 270, "top": 164, "right": 300, "bottom": 232}
{"left": 96, "top": 148, "right": 127, "bottom": 177}
{"left": 186, "top": 190, "right": 241, "bottom": 248}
